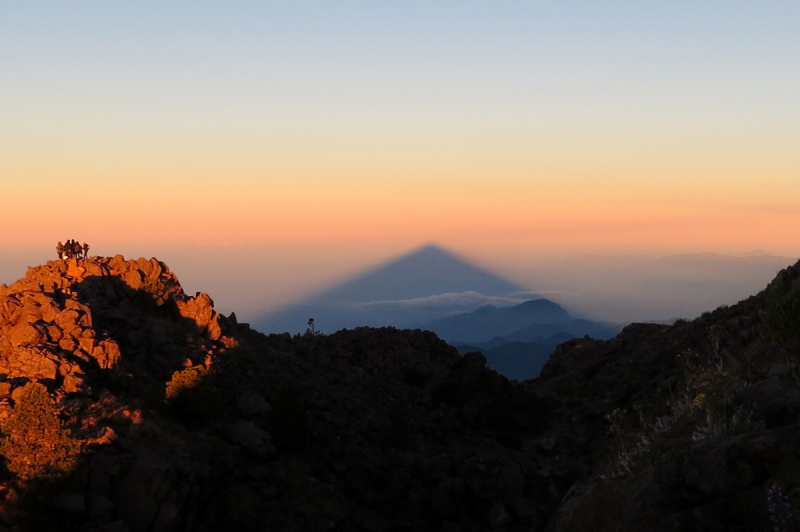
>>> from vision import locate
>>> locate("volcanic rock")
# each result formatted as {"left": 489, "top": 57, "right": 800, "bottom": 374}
{"left": 0, "top": 254, "right": 798, "bottom": 532}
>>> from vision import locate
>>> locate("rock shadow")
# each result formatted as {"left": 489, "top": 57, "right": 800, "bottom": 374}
{"left": 71, "top": 274, "right": 220, "bottom": 398}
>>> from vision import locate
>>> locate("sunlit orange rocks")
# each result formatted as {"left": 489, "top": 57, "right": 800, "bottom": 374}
{"left": 177, "top": 292, "right": 223, "bottom": 340}
{"left": 9, "top": 323, "right": 47, "bottom": 348}
{"left": 0, "top": 255, "right": 229, "bottom": 396}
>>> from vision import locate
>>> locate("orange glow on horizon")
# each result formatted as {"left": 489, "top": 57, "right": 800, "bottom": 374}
{"left": 4, "top": 123, "right": 799, "bottom": 253}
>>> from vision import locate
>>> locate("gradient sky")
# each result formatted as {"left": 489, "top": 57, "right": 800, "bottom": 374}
{"left": 2, "top": 2, "right": 800, "bottom": 316}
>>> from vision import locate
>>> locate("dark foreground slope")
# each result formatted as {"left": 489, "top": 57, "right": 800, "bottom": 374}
{"left": 0, "top": 256, "right": 799, "bottom": 531}
{"left": 531, "top": 259, "right": 800, "bottom": 532}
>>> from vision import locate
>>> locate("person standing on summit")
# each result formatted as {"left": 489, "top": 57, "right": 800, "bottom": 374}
{"left": 56, "top": 241, "right": 64, "bottom": 260}
{"left": 83, "top": 242, "right": 90, "bottom": 259}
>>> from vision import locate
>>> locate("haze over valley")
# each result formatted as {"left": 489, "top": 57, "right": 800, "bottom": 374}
{"left": 3, "top": 243, "right": 794, "bottom": 333}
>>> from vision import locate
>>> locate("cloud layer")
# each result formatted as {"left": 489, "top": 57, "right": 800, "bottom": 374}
{"left": 349, "top": 291, "right": 536, "bottom": 310}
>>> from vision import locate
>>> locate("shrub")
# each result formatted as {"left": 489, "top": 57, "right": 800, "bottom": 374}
{"left": 166, "top": 367, "right": 207, "bottom": 401}
{"left": 0, "top": 384, "right": 80, "bottom": 480}
{"left": 165, "top": 367, "right": 222, "bottom": 424}
{"left": 600, "top": 356, "right": 763, "bottom": 479}
{"left": 767, "top": 483, "right": 800, "bottom": 532}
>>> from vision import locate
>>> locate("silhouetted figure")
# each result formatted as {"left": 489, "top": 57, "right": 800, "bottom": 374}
{"left": 58, "top": 239, "right": 92, "bottom": 259}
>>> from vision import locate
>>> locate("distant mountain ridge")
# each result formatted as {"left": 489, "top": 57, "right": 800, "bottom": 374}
{"left": 422, "top": 298, "right": 622, "bottom": 344}
{"left": 423, "top": 298, "right": 624, "bottom": 380}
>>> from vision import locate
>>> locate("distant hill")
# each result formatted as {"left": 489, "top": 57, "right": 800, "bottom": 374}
{"left": 422, "top": 298, "right": 622, "bottom": 344}
{"left": 254, "top": 244, "right": 528, "bottom": 334}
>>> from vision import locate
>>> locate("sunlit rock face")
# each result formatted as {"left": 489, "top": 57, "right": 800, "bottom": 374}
{"left": 0, "top": 256, "right": 228, "bottom": 398}
{"left": 0, "top": 255, "right": 245, "bottom": 531}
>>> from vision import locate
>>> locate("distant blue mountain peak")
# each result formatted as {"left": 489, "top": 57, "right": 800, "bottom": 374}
{"left": 512, "top": 299, "right": 566, "bottom": 312}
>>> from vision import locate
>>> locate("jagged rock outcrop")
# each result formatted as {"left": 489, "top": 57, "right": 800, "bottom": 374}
{"left": 0, "top": 256, "right": 229, "bottom": 395}
{"left": 0, "top": 256, "right": 236, "bottom": 531}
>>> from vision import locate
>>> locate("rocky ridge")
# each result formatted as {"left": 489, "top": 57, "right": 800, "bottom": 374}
{"left": 0, "top": 256, "right": 227, "bottom": 398}
{"left": 0, "top": 255, "right": 799, "bottom": 531}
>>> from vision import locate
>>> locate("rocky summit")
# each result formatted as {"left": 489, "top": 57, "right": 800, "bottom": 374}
{"left": 0, "top": 256, "right": 799, "bottom": 531}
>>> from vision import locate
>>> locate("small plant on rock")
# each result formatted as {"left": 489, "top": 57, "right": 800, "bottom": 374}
{"left": 767, "top": 483, "right": 800, "bottom": 532}
{"left": 0, "top": 384, "right": 80, "bottom": 480}
{"left": 305, "top": 317, "right": 322, "bottom": 336}
{"left": 165, "top": 367, "right": 222, "bottom": 424}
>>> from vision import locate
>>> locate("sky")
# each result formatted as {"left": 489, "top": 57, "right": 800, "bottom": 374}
{"left": 2, "top": 2, "right": 799, "bottom": 321}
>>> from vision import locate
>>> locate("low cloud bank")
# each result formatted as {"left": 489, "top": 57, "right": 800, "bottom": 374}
{"left": 348, "top": 291, "right": 535, "bottom": 310}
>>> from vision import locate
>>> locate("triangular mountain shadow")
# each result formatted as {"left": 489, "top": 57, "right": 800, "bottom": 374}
{"left": 253, "top": 244, "right": 529, "bottom": 335}
{"left": 310, "top": 244, "right": 523, "bottom": 304}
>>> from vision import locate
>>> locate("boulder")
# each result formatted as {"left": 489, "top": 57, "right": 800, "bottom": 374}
{"left": 12, "top": 348, "right": 59, "bottom": 380}
{"left": 86, "top": 493, "right": 114, "bottom": 521}
{"left": 40, "top": 301, "right": 60, "bottom": 323}
{"left": 67, "top": 265, "right": 86, "bottom": 279}
{"left": 9, "top": 323, "right": 46, "bottom": 348}
{"left": 20, "top": 306, "right": 43, "bottom": 324}
{"left": 84, "top": 262, "right": 109, "bottom": 278}
{"left": 236, "top": 393, "right": 272, "bottom": 417}
{"left": 51, "top": 493, "right": 86, "bottom": 517}
{"left": 55, "top": 309, "right": 82, "bottom": 335}
{"left": 123, "top": 270, "right": 144, "bottom": 290}
{"left": 98, "top": 341, "right": 122, "bottom": 368}
{"left": 47, "top": 325, "right": 63, "bottom": 342}
{"left": 60, "top": 337, "right": 78, "bottom": 351}
{"left": 178, "top": 293, "right": 222, "bottom": 340}
{"left": 540, "top": 437, "right": 557, "bottom": 452}
{"left": 226, "top": 421, "right": 277, "bottom": 456}
{"left": 488, "top": 502, "right": 513, "bottom": 528}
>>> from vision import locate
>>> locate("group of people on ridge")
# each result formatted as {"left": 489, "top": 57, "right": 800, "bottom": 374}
{"left": 57, "top": 240, "right": 90, "bottom": 260}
